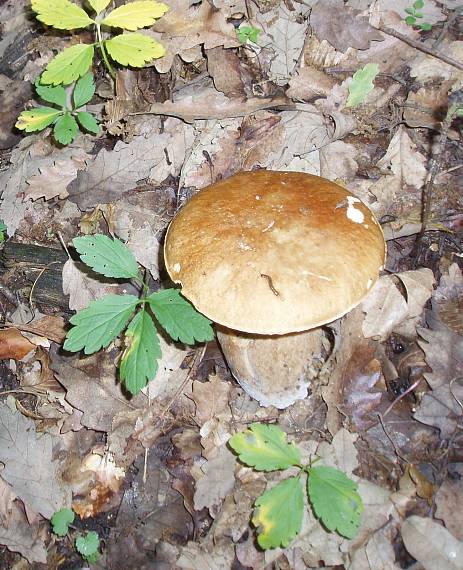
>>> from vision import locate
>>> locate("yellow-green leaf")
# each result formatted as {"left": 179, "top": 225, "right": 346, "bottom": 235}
{"left": 32, "top": 0, "right": 94, "bottom": 30}
{"left": 346, "top": 63, "right": 379, "bottom": 108}
{"left": 101, "top": 0, "right": 169, "bottom": 31}
{"left": 15, "top": 107, "right": 62, "bottom": 132}
{"left": 41, "top": 44, "right": 95, "bottom": 85}
{"left": 87, "top": 0, "right": 112, "bottom": 15}
{"left": 105, "top": 33, "right": 165, "bottom": 67}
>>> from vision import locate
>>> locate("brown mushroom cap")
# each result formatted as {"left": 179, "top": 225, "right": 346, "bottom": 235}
{"left": 164, "top": 171, "right": 386, "bottom": 335}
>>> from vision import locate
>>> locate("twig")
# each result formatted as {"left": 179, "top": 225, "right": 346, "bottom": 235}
{"left": 374, "top": 24, "right": 463, "bottom": 72}
{"left": 383, "top": 379, "right": 421, "bottom": 418}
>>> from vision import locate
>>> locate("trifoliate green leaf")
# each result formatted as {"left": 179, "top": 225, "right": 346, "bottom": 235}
{"left": 147, "top": 289, "right": 214, "bottom": 344}
{"left": 32, "top": 0, "right": 94, "bottom": 30}
{"left": 53, "top": 113, "right": 79, "bottom": 144}
{"left": 76, "top": 531, "right": 100, "bottom": 560}
{"left": 120, "top": 309, "right": 161, "bottom": 394}
{"left": 346, "top": 63, "right": 379, "bottom": 108}
{"left": 15, "top": 107, "right": 62, "bottom": 132}
{"left": 229, "top": 423, "right": 301, "bottom": 471}
{"left": 101, "top": 1, "right": 169, "bottom": 30}
{"left": 88, "top": 0, "right": 112, "bottom": 15}
{"left": 73, "top": 234, "right": 140, "bottom": 279}
{"left": 64, "top": 294, "right": 139, "bottom": 354}
{"left": 105, "top": 33, "right": 165, "bottom": 67}
{"left": 76, "top": 111, "right": 100, "bottom": 135}
{"left": 51, "top": 508, "right": 75, "bottom": 537}
{"left": 307, "top": 466, "right": 363, "bottom": 539}
{"left": 41, "top": 44, "right": 95, "bottom": 85}
{"left": 253, "top": 477, "right": 304, "bottom": 549}
{"left": 35, "top": 80, "right": 67, "bottom": 107}
{"left": 73, "top": 72, "right": 96, "bottom": 108}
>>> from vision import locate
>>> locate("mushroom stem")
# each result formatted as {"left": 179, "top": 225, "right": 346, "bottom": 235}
{"left": 216, "top": 326, "right": 326, "bottom": 409}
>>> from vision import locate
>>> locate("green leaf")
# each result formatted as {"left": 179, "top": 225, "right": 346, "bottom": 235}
{"left": 35, "top": 80, "right": 67, "bottom": 107}
{"left": 41, "top": 44, "right": 95, "bottom": 86}
{"left": 253, "top": 477, "right": 304, "bottom": 549}
{"left": 147, "top": 289, "right": 214, "bottom": 344}
{"left": 236, "top": 25, "right": 260, "bottom": 44}
{"left": 405, "top": 15, "right": 416, "bottom": 25}
{"left": 105, "top": 33, "right": 165, "bottom": 67}
{"left": 73, "top": 72, "right": 96, "bottom": 108}
{"left": 414, "top": 0, "right": 424, "bottom": 8}
{"left": 76, "top": 531, "right": 100, "bottom": 561}
{"left": 32, "top": 0, "right": 94, "bottom": 30}
{"left": 76, "top": 111, "right": 100, "bottom": 134}
{"left": 88, "top": 0, "right": 112, "bottom": 14}
{"left": 414, "top": 10, "right": 424, "bottom": 17}
{"left": 101, "top": 0, "right": 169, "bottom": 30}
{"left": 404, "top": 7, "right": 415, "bottom": 14}
{"left": 120, "top": 309, "right": 161, "bottom": 394}
{"left": 73, "top": 234, "right": 140, "bottom": 279}
{"left": 64, "top": 294, "right": 139, "bottom": 354}
{"left": 0, "top": 220, "right": 6, "bottom": 243}
{"left": 420, "top": 21, "right": 432, "bottom": 30}
{"left": 15, "top": 107, "right": 62, "bottom": 132}
{"left": 307, "top": 466, "right": 363, "bottom": 539}
{"left": 229, "top": 423, "right": 301, "bottom": 471}
{"left": 346, "top": 63, "right": 379, "bottom": 108}
{"left": 53, "top": 113, "right": 79, "bottom": 144}
{"left": 51, "top": 508, "right": 75, "bottom": 537}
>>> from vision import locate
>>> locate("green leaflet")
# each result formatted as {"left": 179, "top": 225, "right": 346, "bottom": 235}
{"left": 51, "top": 508, "right": 75, "bottom": 537}
{"left": 105, "top": 33, "right": 165, "bottom": 67}
{"left": 53, "top": 113, "right": 79, "bottom": 144}
{"left": 307, "top": 466, "right": 363, "bottom": 539}
{"left": 32, "top": 0, "right": 94, "bottom": 30}
{"left": 120, "top": 309, "right": 161, "bottom": 394}
{"left": 63, "top": 294, "right": 139, "bottom": 354}
{"left": 41, "top": 44, "right": 95, "bottom": 86}
{"left": 229, "top": 423, "right": 301, "bottom": 471}
{"left": 76, "top": 111, "right": 100, "bottom": 135}
{"left": 147, "top": 289, "right": 214, "bottom": 344}
{"left": 75, "top": 531, "right": 100, "bottom": 562}
{"left": 253, "top": 477, "right": 304, "bottom": 549}
{"left": 73, "top": 234, "right": 140, "bottom": 279}
{"left": 346, "top": 63, "right": 379, "bottom": 108}
{"left": 101, "top": 1, "right": 169, "bottom": 31}
{"left": 35, "top": 81, "right": 67, "bottom": 107}
{"left": 87, "top": 0, "right": 112, "bottom": 15}
{"left": 15, "top": 107, "right": 61, "bottom": 132}
{"left": 73, "top": 72, "right": 96, "bottom": 108}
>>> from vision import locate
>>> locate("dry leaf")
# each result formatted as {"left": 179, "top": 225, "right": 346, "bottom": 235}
{"left": 191, "top": 373, "right": 231, "bottom": 426}
{"left": 432, "top": 263, "right": 463, "bottom": 335}
{"left": 286, "top": 67, "right": 337, "bottom": 102}
{"left": 401, "top": 515, "right": 463, "bottom": 570}
{"left": 409, "top": 41, "right": 463, "bottom": 89}
{"left": 193, "top": 445, "right": 236, "bottom": 511}
{"left": 0, "top": 328, "right": 36, "bottom": 360}
{"left": 206, "top": 47, "right": 246, "bottom": 98}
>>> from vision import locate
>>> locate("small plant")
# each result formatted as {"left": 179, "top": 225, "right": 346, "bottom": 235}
{"left": 63, "top": 235, "right": 214, "bottom": 394}
{"left": 31, "top": 0, "right": 169, "bottom": 85}
{"left": 51, "top": 508, "right": 101, "bottom": 563}
{"left": 236, "top": 25, "right": 261, "bottom": 45}
{"left": 0, "top": 220, "right": 7, "bottom": 243}
{"left": 16, "top": 73, "right": 99, "bottom": 144}
{"left": 404, "top": 0, "right": 432, "bottom": 31}
{"left": 346, "top": 63, "right": 379, "bottom": 108}
{"left": 229, "top": 423, "right": 363, "bottom": 549}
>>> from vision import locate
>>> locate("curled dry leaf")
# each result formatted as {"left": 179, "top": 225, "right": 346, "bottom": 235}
{"left": 0, "top": 328, "right": 36, "bottom": 360}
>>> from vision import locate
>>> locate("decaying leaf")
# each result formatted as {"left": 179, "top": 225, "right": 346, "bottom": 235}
{"left": 0, "top": 328, "right": 36, "bottom": 360}
{"left": 193, "top": 445, "right": 236, "bottom": 511}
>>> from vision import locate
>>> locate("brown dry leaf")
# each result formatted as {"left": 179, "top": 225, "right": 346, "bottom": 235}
{"left": 404, "top": 82, "right": 453, "bottom": 130}
{"left": 25, "top": 151, "right": 89, "bottom": 201}
{"left": 0, "top": 400, "right": 72, "bottom": 518}
{"left": 192, "top": 373, "right": 231, "bottom": 426}
{"left": 0, "top": 476, "right": 15, "bottom": 527}
{"left": 0, "top": 77, "right": 32, "bottom": 150}
{"left": 176, "top": 538, "right": 235, "bottom": 570}
{"left": 401, "top": 515, "right": 463, "bottom": 570}
{"left": 12, "top": 315, "right": 67, "bottom": 344}
{"left": 319, "top": 140, "right": 359, "bottom": 181}
{"left": 409, "top": 41, "right": 463, "bottom": 90}
{"left": 413, "top": 381, "right": 463, "bottom": 437}
{"left": 193, "top": 445, "right": 236, "bottom": 512}
{"left": 206, "top": 47, "right": 246, "bottom": 98}
{"left": 432, "top": 263, "right": 463, "bottom": 335}
{"left": 435, "top": 480, "right": 463, "bottom": 541}
{"left": 310, "top": 0, "right": 384, "bottom": 52}
{"left": 286, "top": 67, "right": 337, "bottom": 102}
{"left": 349, "top": 526, "right": 400, "bottom": 570}
{"left": 0, "top": 329, "right": 35, "bottom": 360}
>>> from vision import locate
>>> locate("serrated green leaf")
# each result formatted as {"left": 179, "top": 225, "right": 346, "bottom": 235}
{"left": 101, "top": 1, "right": 169, "bottom": 30}
{"left": 73, "top": 234, "right": 140, "bottom": 279}
{"left": 53, "top": 113, "right": 79, "bottom": 144}
{"left": 15, "top": 107, "right": 62, "bottom": 132}
{"left": 229, "top": 423, "right": 301, "bottom": 471}
{"left": 76, "top": 111, "right": 100, "bottom": 134}
{"left": 76, "top": 530, "right": 100, "bottom": 559}
{"left": 35, "top": 80, "right": 67, "bottom": 107}
{"left": 64, "top": 294, "right": 139, "bottom": 353}
{"left": 32, "top": 0, "right": 94, "bottom": 30}
{"left": 253, "top": 477, "right": 304, "bottom": 549}
{"left": 120, "top": 309, "right": 161, "bottom": 394}
{"left": 346, "top": 63, "right": 379, "bottom": 108}
{"left": 88, "top": 0, "right": 112, "bottom": 14}
{"left": 307, "top": 466, "right": 363, "bottom": 539}
{"left": 73, "top": 72, "right": 96, "bottom": 108}
{"left": 41, "top": 44, "right": 95, "bottom": 86}
{"left": 147, "top": 289, "right": 214, "bottom": 345}
{"left": 105, "top": 33, "right": 165, "bottom": 67}
{"left": 51, "top": 508, "right": 75, "bottom": 537}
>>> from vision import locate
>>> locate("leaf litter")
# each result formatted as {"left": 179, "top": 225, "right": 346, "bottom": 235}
{"left": 0, "top": 0, "right": 463, "bottom": 567}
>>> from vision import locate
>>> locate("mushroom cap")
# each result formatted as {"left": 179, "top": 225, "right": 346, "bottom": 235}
{"left": 164, "top": 171, "right": 386, "bottom": 335}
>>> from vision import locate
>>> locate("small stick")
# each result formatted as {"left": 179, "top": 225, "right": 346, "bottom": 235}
{"left": 260, "top": 273, "right": 280, "bottom": 296}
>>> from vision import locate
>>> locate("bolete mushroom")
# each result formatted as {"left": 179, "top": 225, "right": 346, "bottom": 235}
{"left": 164, "top": 171, "right": 386, "bottom": 408}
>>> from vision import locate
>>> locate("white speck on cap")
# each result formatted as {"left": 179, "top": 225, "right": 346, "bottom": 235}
{"left": 173, "top": 263, "right": 181, "bottom": 273}
{"left": 346, "top": 196, "right": 365, "bottom": 224}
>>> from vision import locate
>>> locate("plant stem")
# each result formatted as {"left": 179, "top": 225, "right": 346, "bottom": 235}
{"left": 96, "top": 23, "right": 116, "bottom": 79}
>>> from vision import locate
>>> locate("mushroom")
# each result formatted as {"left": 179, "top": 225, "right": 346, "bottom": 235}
{"left": 164, "top": 171, "right": 386, "bottom": 408}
